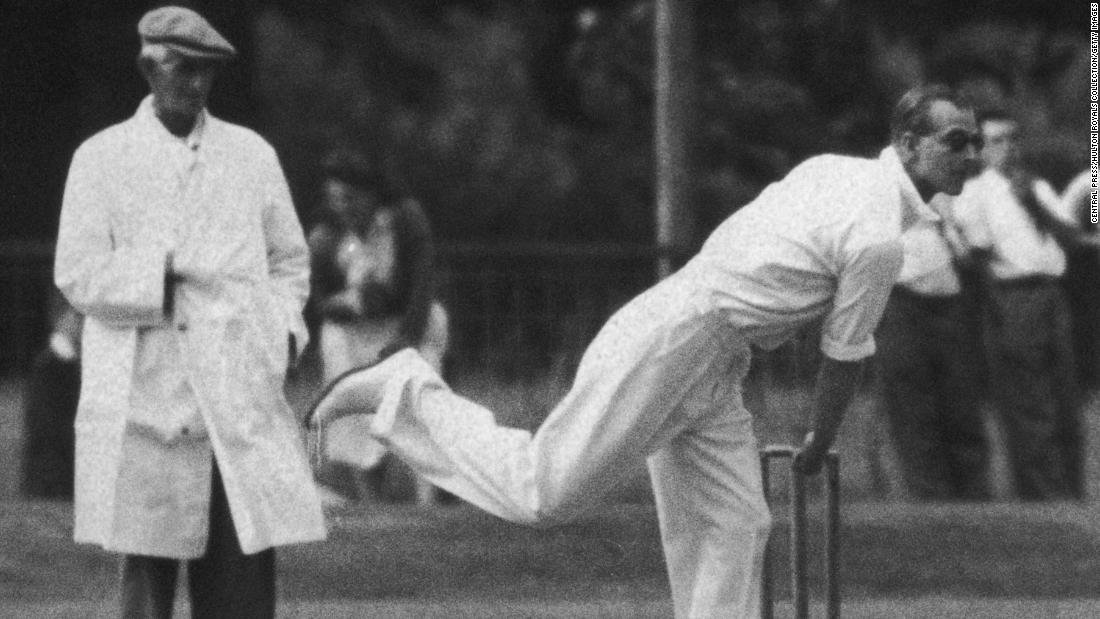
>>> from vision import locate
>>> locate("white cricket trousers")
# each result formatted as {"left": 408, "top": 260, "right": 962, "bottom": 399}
{"left": 369, "top": 273, "right": 773, "bottom": 618}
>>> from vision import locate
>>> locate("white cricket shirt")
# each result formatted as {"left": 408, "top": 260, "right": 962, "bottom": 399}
{"left": 688, "top": 147, "right": 938, "bottom": 361}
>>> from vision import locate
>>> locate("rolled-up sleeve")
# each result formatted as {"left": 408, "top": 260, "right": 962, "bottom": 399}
{"left": 54, "top": 143, "right": 169, "bottom": 327}
{"left": 819, "top": 239, "right": 903, "bottom": 361}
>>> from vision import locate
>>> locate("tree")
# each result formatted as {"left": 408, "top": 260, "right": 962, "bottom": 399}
{"left": 253, "top": 0, "right": 1090, "bottom": 242}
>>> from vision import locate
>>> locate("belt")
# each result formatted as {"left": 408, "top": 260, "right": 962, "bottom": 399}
{"left": 892, "top": 286, "right": 958, "bottom": 303}
{"left": 991, "top": 275, "right": 1060, "bottom": 290}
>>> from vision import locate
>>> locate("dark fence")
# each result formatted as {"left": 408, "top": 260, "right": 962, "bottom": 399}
{"left": 0, "top": 240, "right": 672, "bottom": 378}
{"left": 436, "top": 243, "right": 669, "bottom": 380}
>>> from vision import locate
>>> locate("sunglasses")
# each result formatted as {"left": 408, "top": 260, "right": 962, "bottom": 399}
{"left": 937, "top": 129, "right": 984, "bottom": 153}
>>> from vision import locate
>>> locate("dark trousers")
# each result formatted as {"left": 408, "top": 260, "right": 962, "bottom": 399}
{"left": 120, "top": 464, "right": 276, "bottom": 618}
{"left": 876, "top": 288, "right": 991, "bottom": 500}
{"left": 986, "top": 279, "right": 1083, "bottom": 500}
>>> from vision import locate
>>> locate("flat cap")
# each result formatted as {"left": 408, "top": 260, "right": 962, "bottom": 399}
{"left": 138, "top": 6, "right": 237, "bottom": 61}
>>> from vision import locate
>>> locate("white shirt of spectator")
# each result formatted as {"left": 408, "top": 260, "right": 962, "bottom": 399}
{"left": 691, "top": 146, "right": 938, "bottom": 361}
{"left": 953, "top": 168, "right": 1067, "bottom": 280}
{"left": 1061, "top": 168, "right": 1094, "bottom": 227}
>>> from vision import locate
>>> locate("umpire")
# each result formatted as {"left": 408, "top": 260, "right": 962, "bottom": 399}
{"left": 54, "top": 7, "right": 324, "bottom": 617}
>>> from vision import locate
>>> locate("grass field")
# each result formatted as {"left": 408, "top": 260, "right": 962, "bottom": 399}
{"left": 3, "top": 499, "right": 1100, "bottom": 617}
{"left": 5, "top": 375, "right": 1100, "bottom": 617}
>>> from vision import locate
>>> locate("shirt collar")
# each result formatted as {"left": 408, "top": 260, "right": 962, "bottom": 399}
{"left": 879, "top": 146, "right": 940, "bottom": 227}
{"left": 135, "top": 95, "right": 207, "bottom": 150}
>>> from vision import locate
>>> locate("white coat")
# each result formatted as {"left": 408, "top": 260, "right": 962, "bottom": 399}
{"left": 55, "top": 97, "right": 325, "bottom": 557}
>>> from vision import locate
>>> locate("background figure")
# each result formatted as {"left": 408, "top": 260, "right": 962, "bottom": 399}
{"left": 954, "top": 110, "right": 1093, "bottom": 501}
{"left": 302, "top": 149, "right": 379, "bottom": 359}
{"left": 308, "top": 152, "right": 449, "bottom": 505}
{"left": 1059, "top": 169, "right": 1100, "bottom": 391}
{"left": 53, "top": 8, "right": 324, "bottom": 618}
{"left": 20, "top": 292, "right": 81, "bottom": 499}
{"left": 875, "top": 194, "right": 990, "bottom": 500}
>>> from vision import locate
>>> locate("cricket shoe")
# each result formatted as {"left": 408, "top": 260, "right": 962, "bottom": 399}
{"left": 306, "top": 346, "right": 421, "bottom": 431}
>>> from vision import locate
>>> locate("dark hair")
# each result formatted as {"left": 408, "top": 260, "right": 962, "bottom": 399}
{"left": 320, "top": 149, "right": 392, "bottom": 200}
{"left": 889, "top": 84, "right": 974, "bottom": 144}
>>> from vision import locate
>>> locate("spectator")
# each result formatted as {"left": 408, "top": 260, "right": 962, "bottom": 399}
{"left": 875, "top": 191, "right": 991, "bottom": 500}
{"left": 20, "top": 293, "right": 82, "bottom": 499}
{"left": 301, "top": 149, "right": 381, "bottom": 356}
{"left": 308, "top": 152, "right": 449, "bottom": 504}
{"left": 1062, "top": 168, "right": 1096, "bottom": 223}
{"left": 53, "top": 7, "right": 324, "bottom": 618}
{"left": 953, "top": 110, "right": 1095, "bottom": 500}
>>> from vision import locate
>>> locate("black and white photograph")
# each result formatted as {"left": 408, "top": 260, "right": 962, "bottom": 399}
{"left": 0, "top": 1, "right": 1095, "bottom": 617}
